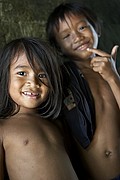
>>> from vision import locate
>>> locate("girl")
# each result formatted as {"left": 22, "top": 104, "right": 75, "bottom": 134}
{"left": 0, "top": 37, "right": 78, "bottom": 180}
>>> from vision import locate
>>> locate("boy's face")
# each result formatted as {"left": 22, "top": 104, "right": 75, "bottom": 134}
{"left": 9, "top": 53, "right": 49, "bottom": 113}
{"left": 54, "top": 14, "right": 98, "bottom": 60}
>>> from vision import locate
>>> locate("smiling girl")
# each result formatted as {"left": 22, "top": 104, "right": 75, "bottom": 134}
{"left": 0, "top": 37, "right": 78, "bottom": 180}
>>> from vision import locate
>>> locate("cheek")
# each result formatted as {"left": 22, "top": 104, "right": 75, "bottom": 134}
{"left": 9, "top": 80, "right": 21, "bottom": 98}
{"left": 9, "top": 80, "right": 20, "bottom": 90}
{"left": 41, "top": 86, "right": 49, "bottom": 100}
{"left": 56, "top": 36, "right": 70, "bottom": 52}
{"left": 9, "top": 88, "right": 18, "bottom": 105}
{"left": 45, "top": 87, "right": 49, "bottom": 98}
{"left": 9, "top": 86, "right": 16, "bottom": 100}
{"left": 60, "top": 41, "right": 71, "bottom": 55}
{"left": 9, "top": 80, "right": 14, "bottom": 96}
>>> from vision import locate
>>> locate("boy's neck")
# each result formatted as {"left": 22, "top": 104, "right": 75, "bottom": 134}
{"left": 74, "top": 58, "right": 92, "bottom": 70}
{"left": 72, "top": 53, "right": 96, "bottom": 71}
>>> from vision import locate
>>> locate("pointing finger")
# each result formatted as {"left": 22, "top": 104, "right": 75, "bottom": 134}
{"left": 87, "top": 48, "right": 110, "bottom": 57}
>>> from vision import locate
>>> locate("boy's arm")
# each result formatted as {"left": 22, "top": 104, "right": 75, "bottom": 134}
{"left": 106, "top": 46, "right": 120, "bottom": 108}
{"left": 107, "top": 72, "right": 120, "bottom": 108}
{"left": 88, "top": 46, "right": 120, "bottom": 108}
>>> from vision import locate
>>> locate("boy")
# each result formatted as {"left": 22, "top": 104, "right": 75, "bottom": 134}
{"left": 46, "top": 2, "right": 120, "bottom": 179}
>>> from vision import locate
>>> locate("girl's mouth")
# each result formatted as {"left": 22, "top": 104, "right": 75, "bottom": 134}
{"left": 22, "top": 91, "right": 39, "bottom": 99}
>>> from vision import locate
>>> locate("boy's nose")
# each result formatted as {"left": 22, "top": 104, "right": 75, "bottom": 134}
{"left": 73, "top": 31, "right": 83, "bottom": 43}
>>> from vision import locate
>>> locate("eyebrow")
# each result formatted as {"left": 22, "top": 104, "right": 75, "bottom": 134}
{"left": 14, "top": 65, "right": 30, "bottom": 70}
{"left": 14, "top": 65, "right": 44, "bottom": 73}
{"left": 59, "top": 19, "right": 87, "bottom": 34}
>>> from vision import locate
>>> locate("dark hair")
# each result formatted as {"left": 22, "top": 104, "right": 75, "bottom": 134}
{"left": 46, "top": 2, "right": 101, "bottom": 51}
{"left": 0, "top": 37, "right": 62, "bottom": 119}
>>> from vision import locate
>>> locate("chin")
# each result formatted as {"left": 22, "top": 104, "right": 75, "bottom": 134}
{"left": 77, "top": 51, "right": 92, "bottom": 60}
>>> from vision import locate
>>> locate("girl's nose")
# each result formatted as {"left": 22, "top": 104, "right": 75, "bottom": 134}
{"left": 26, "top": 76, "right": 40, "bottom": 88}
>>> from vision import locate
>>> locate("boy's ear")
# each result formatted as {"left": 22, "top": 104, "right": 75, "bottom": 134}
{"left": 96, "top": 20, "right": 102, "bottom": 38}
{"left": 97, "top": 25, "right": 101, "bottom": 37}
{"left": 98, "top": 33, "right": 101, "bottom": 37}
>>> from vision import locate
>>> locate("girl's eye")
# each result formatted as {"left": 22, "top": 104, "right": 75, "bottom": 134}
{"left": 38, "top": 73, "right": 47, "bottom": 79}
{"left": 17, "top": 72, "right": 26, "bottom": 76}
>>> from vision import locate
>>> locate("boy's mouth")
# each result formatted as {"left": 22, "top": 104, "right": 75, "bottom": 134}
{"left": 75, "top": 43, "right": 89, "bottom": 51}
{"left": 73, "top": 39, "right": 90, "bottom": 51}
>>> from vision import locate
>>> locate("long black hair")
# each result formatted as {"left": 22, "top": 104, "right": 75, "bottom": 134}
{"left": 0, "top": 37, "right": 62, "bottom": 119}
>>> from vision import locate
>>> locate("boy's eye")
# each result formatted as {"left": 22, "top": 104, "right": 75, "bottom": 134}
{"left": 38, "top": 73, "right": 47, "bottom": 79}
{"left": 17, "top": 71, "right": 26, "bottom": 76}
{"left": 63, "top": 34, "right": 70, "bottom": 40}
{"left": 79, "top": 25, "right": 89, "bottom": 31}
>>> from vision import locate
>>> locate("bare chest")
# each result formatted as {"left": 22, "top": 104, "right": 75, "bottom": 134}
{"left": 3, "top": 116, "right": 63, "bottom": 152}
{"left": 84, "top": 72, "right": 117, "bottom": 107}
{"left": 83, "top": 72, "right": 120, "bottom": 125}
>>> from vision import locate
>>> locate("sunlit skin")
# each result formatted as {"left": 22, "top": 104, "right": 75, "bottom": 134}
{"left": 0, "top": 52, "right": 78, "bottom": 180}
{"left": 9, "top": 53, "right": 49, "bottom": 114}
{"left": 55, "top": 14, "right": 120, "bottom": 179}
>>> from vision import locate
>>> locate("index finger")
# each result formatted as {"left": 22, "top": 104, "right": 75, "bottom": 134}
{"left": 87, "top": 48, "right": 110, "bottom": 57}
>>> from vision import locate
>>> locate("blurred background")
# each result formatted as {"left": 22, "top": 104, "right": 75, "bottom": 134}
{"left": 0, "top": 0, "right": 119, "bottom": 67}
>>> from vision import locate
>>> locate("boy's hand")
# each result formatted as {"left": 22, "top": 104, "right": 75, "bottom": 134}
{"left": 87, "top": 45, "right": 119, "bottom": 81}
{"left": 111, "top": 45, "right": 119, "bottom": 61}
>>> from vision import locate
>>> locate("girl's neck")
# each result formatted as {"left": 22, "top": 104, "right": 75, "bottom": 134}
{"left": 18, "top": 107, "right": 37, "bottom": 115}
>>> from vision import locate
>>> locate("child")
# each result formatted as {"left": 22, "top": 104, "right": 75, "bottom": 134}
{"left": 0, "top": 37, "right": 79, "bottom": 180}
{"left": 46, "top": 2, "right": 120, "bottom": 179}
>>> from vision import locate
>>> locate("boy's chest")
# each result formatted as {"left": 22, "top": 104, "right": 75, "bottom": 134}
{"left": 83, "top": 73, "right": 120, "bottom": 120}
{"left": 84, "top": 72, "right": 113, "bottom": 101}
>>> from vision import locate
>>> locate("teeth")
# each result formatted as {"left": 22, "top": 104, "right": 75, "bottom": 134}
{"left": 75, "top": 45, "right": 83, "bottom": 50}
{"left": 23, "top": 92, "right": 39, "bottom": 96}
{"left": 79, "top": 45, "right": 84, "bottom": 49}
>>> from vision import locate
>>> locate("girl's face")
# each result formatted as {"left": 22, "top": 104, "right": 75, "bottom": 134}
{"left": 9, "top": 53, "right": 49, "bottom": 113}
{"left": 55, "top": 14, "right": 98, "bottom": 61}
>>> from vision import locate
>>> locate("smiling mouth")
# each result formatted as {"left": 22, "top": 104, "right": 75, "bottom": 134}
{"left": 22, "top": 91, "right": 39, "bottom": 98}
{"left": 75, "top": 43, "right": 89, "bottom": 51}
